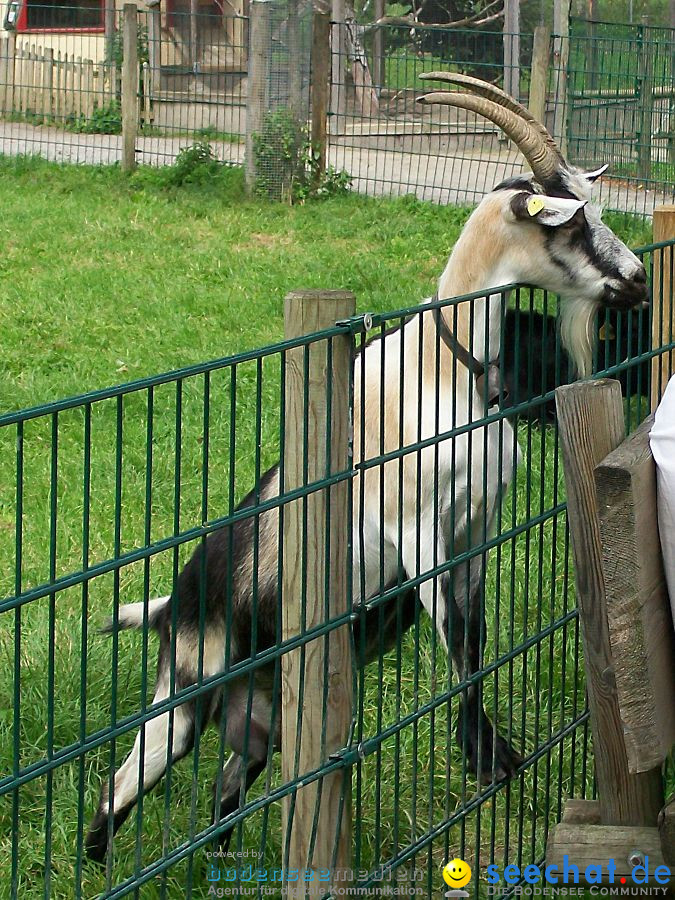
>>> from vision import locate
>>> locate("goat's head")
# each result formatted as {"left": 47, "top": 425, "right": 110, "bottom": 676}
{"left": 418, "top": 73, "right": 648, "bottom": 377}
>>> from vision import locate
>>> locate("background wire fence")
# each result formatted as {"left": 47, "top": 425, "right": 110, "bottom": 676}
{"left": 567, "top": 17, "right": 675, "bottom": 210}
{"left": 0, "top": 239, "right": 670, "bottom": 899}
{"left": 3, "top": 6, "right": 675, "bottom": 213}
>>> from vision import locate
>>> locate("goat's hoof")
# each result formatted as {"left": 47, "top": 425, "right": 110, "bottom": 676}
{"left": 83, "top": 814, "right": 109, "bottom": 866}
{"left": 458, "top": 723, "right": 523, "bottom": 784}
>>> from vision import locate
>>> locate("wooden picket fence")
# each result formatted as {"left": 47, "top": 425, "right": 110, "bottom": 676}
{"left": 0, "top": 36, "right": 118, "bottom": 122}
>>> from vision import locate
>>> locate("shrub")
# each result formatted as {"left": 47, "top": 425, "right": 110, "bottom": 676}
{"left": 252, "top": 106, "right": 352, "bottom": 203}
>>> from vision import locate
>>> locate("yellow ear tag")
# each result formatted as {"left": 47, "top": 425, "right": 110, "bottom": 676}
{"left": 599, "top": 323, "right": 616, "bottom": 340}
{"left": 527, "top": 196, "right": 545, "bottom": 217}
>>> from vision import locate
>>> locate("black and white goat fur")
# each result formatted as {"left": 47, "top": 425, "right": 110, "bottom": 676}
{"left": 85, "top": 74, "right": 648, "bottom": 862}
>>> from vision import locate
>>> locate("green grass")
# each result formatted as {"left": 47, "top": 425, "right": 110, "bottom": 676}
{"left": 0, "top": 156, "right": 655, "bottom": 899}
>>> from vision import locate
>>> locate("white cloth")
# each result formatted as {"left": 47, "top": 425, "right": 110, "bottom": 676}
{"left": 649, "top": 373, "right": 675, "bottom": 623}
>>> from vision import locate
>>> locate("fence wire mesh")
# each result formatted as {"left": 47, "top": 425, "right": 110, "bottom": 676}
{"left": 0, "top": 3, "right": 248, "bottom": 165}
{"left": 3, "top": 7, "right": 675, "bottom": 215}
{"left": 1, "top": 239, "right": 672, "bottom": 898}
{"left": 325, "top": 23, "right": 532, "bottom": 205}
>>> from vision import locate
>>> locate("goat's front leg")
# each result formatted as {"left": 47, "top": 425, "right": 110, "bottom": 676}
{"left": 451, "top": 554, "right": 522, "bottom": 783}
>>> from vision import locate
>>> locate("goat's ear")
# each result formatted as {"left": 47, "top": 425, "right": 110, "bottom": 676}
{"left": 510, "top": 192, "right": 587, "bottom": 227}
{"left": 583, "top": 163, "right": 609, "bottom": 183}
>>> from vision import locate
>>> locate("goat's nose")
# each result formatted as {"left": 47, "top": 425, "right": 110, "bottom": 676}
{"left": 633, "top": 266, "right": 647, "bottom": 285}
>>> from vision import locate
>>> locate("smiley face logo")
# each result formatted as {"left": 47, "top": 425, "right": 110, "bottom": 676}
{"left": 443, "top": 858, "right": 472, "bottom": 890}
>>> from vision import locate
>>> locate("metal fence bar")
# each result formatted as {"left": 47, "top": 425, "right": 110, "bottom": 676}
{"left": 2, "top": 240, "right": 675, "bottom": 897}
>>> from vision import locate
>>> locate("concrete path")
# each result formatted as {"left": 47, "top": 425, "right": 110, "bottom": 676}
{"left": 1, "top": 119, "right": 671, "bottom": 217}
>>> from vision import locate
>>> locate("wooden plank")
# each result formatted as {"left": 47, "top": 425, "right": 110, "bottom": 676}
{"left": 65, "top": 54, "right": 73, "bottom": 118}
{"left": 121, "top": 3, "right": 138, "bottom": 172}
{"left": 547, "top": 823, "right": 666, "bottom": 877}
{"left": 652, "top": 206, "right": 675, "bottom": 408}
{"left": 19, "top": 44, "right": 27, "bottom": 114}
{"left": 595, "top": 415, "right": 675, "bottom": 773}
{"left": 53, "top": 51, "right": 60, "bottom": 120}
{"left": 282, "top": 290, "right": 354, "bottom": 896}
{"left": 0, "top": 34, "right": 17, "bottom": 114}
{"left": 310, "top": 8, "right": 330, "bottom": 188}
{"left": 36, "top": 45, "right": 43, "bottom": 117}
{"left": 76, "top": 55, "right": 83, "bottom": 119}
{"left": 27, "top": 45, "right": 35, "bottom": 115}
{"left": 84, "top": 58, "right": 94, "bottom": 120}
{"left": 44, "top": 48, "right": 54, "bottom": 119}
{"left": 562, "top": 799, "right": 602, "bottom": 825}
{"left": 529, "top": 23, "right": 550, "bottom": 124}
{"left": 555, "top": 380, "right": 664, "bottom": 826}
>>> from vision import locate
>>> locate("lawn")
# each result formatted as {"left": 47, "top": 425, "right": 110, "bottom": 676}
{"left": 0, "top": 155, "right": 655, "bottom": 900}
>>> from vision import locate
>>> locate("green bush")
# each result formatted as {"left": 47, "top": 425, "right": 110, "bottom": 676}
{"left": 70, "top": 102, "right": 122, "bottom": 135}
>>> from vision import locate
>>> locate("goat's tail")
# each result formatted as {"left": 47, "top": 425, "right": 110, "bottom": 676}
{"left": 100, "top": 595, "right": 170, "bottom": 634}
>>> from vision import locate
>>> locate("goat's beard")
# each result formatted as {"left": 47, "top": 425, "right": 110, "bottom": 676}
{"left": 559, "top": 296, "right": 597, "bottom": 379}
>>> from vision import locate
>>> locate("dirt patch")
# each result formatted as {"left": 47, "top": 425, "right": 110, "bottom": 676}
{"left": 240, "top": 232, "right": 295, "bottom": 250}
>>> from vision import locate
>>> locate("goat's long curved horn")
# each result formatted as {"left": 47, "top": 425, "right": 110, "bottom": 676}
{"left": 419, "top": 71, "right": 565, "bottom": 168}
{"left": 417, "top": 90, "right": 560, "bottom": 184}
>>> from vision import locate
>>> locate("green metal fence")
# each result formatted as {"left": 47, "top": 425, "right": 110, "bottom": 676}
{"left": 1, "top": 239, "right": 671, "bottom": 898}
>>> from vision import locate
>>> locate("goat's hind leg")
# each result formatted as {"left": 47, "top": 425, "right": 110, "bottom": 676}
{"left": 211, "top": 752, "right": 267, "bottom": 853}
{"left": 85, "top": 675, "right": 195, "bottom": 863}
{"left": 211, "top": 677, "right": 276, "bottom": 853}
{"left": 451, "top": 555, "right": 522, "bottom": 783}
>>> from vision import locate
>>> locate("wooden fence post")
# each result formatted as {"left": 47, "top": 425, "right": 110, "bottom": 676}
{"left": 105, "top": 0, "right": 116, "bottom": 63}
{"left": 637, "top": 17, "right": 653, "bottom": 182}
{"left": 652, "top": 205, "right": 675, "bottom": 408}
{"left": 552, "top": 0, "right": 570, "bottom": 156}
{"left": 310, "top": 8, "right": 330, "bottom": 189}
{"left": 555, "top": 380, "right": 664, "bottom": 826}
{"left": 282, "top": 290, "right": 355, "bottom": 895}
{"left": 372, "top": 0, "right": 385, "bottom": 90}
{"left": 330, "top": 0, "right": 346, "bottom": 135}
{"left": 245, "top": 0, "right": 272, "bottom": 193}
{"left": 147, "top": 2, "right": 161, "bottom": 103}
{"left": 529, "top": 23, "right": 550, "bottom": 125}
{"left": 287, "top": 0, "right": 303, "bottom": 119}
{"left": 121, "top": 2, "right": 138, "bottom": 172}
{"left": 503, "top": 0, "right": 520, "bottom": 100}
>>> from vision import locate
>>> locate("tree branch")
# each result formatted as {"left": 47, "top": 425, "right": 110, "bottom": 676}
{"left": 362, "top": 0, "right": 504, "bottom": 32}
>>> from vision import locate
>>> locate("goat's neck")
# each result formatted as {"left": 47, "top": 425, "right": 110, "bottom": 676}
{"left": 434, "top": 228, "right": 511, "bottom": 366}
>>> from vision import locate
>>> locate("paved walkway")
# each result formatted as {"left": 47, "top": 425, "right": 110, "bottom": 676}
{"left": 1, "top": 119, "right": 671, "bottom": 217}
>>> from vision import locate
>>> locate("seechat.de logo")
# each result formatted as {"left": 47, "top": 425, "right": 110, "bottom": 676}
{"left": 443, "top": 858, "right": 472, "bottom": 897}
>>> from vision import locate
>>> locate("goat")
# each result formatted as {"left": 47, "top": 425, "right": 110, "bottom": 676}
{"left": 501, "top": 304, "right": 650, "bottom": 422}
{"left": 85, "top": 73, "right": 649, "bottom": 863}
